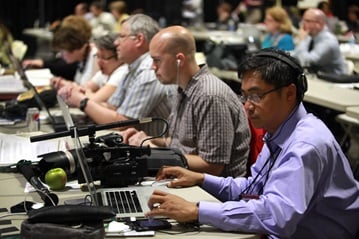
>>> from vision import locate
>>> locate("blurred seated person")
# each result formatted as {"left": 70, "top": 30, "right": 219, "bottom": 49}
{"left": 232, "top": 0, "right": 263, "bottom": 24}
{"left": 0, "top": 20, "right": 13, "bottom": 69}
{"left": 75, "top": 2, "right": 94, "bottom": 22}
{"left": 317, "top": 1, "right": 339, "bottom": 33}
{"left": 50, "top": 15, "right": 99, "bottom": 89}
{"left": 293, "top": 8, "right": 346, "bottom": 75}
{"left": 346, "top": 5, "right": 359, "bottom": 34}
{"left": 215, "top": 2, "right": 236, "bottom": 31}
{"left": 261, "top": 6, "right": 295, "bottom": 51}
{"left": 58, "top": 33, "right": 126, "bottom": 104}
{"left": 23, "top": 15, "right": 98, "bottom": 86}
{"left": 89, "top": 0, "right": 116, "bottom": 37}
{"left": 121, "top": 26, "right": 251, "bottom": 178}
{"left": 109, "top": 0, "right": 129, "bottom": 32}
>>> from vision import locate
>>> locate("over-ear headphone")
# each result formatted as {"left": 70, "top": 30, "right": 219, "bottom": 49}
{"left": 255, "top": 49, "right": 308, "bottom": 99}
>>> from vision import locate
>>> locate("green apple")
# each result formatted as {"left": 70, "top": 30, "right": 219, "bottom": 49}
{"left": 44, "top": 168, "right": 67, "bottom": 191}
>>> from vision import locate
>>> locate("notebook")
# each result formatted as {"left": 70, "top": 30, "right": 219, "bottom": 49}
{"left": 61, "top": 99, "right": 168, "bottom": 220}
{"left": 7, "top": 48, "right": 91, "bottom": 132}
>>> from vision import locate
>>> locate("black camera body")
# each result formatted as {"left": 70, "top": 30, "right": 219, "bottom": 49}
{"left": 37, "top": 133, "right": 151, "bottom": 187}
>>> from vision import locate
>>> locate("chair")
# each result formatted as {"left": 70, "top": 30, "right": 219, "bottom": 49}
{"left": 335, "top": 113, "right": 359, "bottom": 180}
{"left": 246, "top": 118, "right": 265, "bottom": 176}
{"left": 345, "top": 59, "right": 355, "bottom": 75}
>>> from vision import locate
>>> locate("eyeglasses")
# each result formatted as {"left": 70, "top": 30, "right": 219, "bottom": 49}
{"left": 239, "top": 85, "right": 287, "bottom": 104}
{"left": 95, "top": 54, "right": 116, "bottom": 61}
{"left": 117, "top": 33, "right": 136, "bottom": 41}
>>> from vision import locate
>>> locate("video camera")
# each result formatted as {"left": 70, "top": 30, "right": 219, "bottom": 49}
{"left": 37, "top": 132, "right": 151, "bottom": 187}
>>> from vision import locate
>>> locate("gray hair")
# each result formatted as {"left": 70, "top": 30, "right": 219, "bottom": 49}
{"left": 124, "top": 14, "right": 160, "bottom": 43}
{"left": 94, "top": 33, "right": 119, "bottom": 55}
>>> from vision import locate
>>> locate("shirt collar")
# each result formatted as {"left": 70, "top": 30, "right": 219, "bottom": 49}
{"left": 181, "top": 64, "right": 209, "bottom": 98}
{"left": 264, "top": 103, "right": 307, "bottom": 151}
{"left": 127, "top": 52, "right": 149, "bottom": 72}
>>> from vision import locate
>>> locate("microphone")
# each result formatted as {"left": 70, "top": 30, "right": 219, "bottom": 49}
{"left": 30, "top": 117, "right": 154, "bottom": 142}
{"left": 16, "top": 160, "right": 59, "bottom": 206}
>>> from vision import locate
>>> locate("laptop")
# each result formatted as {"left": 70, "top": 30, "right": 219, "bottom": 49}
{"left": 7, "top": 48, "right": 92, "bottom": 132}
{"left": 60, "top": 100, "right": 168, "bottom": 220}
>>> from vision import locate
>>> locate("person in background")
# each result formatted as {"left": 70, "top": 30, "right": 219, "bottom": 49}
{"left": 109, "top": 0, "right": 129, "bottom": 32}
{"left": 317, "top": 1, "right": 340, "bottom": 34}
{"left": 261, "top": 6, "right": 295, "bottom": 51}
{"left": 89, "top": 0, "right": 116, "bottom": 38}
{"left": 215, "top": 2, "right": 236, "bottom": 31}
{"left": 122, "top": 26, "right": 251, "bottom": 178}
{"left": 50, "top": 15, "right": 99, "bottom": 89}
{"left": 75, "top": 2, "right": 94, "bottom": 22}
{"left": 60, "top": 14, "right": 175, "bottom": 136}
{"left": 0, "top": 21, "right": 13, "bottom": 69}
{"left": 22, "top": 15, "right": 96, "bottom": 82}
{"left": 232, "top": 0, "right": 263, "bottom": 24}
{"left": 58, "top": 33, "right": 126, "bottom": 104}
{"left": 144, "top": 48, "right": 359, "bottom": 239}
{"left": 346, "top": 5, "right": 359, "bottom": 34}
{"left": 293, "top": 8, "right": 346, "bottom": 75}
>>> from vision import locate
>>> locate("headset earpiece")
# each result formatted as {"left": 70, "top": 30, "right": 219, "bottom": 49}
{"left": 177, "top": 59, "right": 181, "bottom": 67}
{"left": 255, "top": 50, "right": 308, "bottom": 97}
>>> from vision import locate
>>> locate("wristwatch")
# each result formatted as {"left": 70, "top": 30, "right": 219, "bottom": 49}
{"left": 79, "top": 97, "right": 89, "bottom": 112}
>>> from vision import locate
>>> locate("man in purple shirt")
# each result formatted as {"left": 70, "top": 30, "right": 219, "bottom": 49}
{"left": 145, "top": 48, "right": 359, "bottom": 239}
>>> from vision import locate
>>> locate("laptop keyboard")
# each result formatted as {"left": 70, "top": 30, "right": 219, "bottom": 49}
{"left": 105, "top": 190, "right": 143, "bottom": 214}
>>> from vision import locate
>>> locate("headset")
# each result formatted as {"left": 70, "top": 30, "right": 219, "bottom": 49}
{"left": 176, "top": 59, "right": 181, "bottom": 67}
{"left": 255, "top": 49, "right": 308, "bottom": 100}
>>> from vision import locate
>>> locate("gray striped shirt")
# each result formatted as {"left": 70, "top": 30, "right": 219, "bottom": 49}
{"left": 108, "top": 53, "right": 176, "bottom": 136}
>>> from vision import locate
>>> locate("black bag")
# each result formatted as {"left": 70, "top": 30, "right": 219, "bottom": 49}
{"left": 203, "top": 39, "right": 247, "bottom": 70}
{"left": 21, "top": 205, "right": 115, "bottom": 239}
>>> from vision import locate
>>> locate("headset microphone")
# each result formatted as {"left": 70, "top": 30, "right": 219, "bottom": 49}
{"left": 17, "top": 160, "right": 59, "bottom": 206}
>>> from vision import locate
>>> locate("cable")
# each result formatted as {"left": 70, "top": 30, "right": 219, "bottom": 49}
{"left": 139, "top": 117, "right": 169, "bottom": 147}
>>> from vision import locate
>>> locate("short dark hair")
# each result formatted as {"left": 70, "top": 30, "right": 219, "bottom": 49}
{"left": 238, "top": 48, "right": 306, "bottom": 102}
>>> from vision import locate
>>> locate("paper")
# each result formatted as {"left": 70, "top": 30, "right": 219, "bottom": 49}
{"left": 0, "top": 133, "right": 65, "bottom": 165}
{"left": 25, "top": 68, "right": 53, "bottom": 86}
{"left": 0, "top": 75, "right": 26, "bottom": 93}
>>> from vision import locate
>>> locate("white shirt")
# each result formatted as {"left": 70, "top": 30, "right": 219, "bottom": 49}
{"left": 90, "top": 64, "right": 127, "bottom": 88}
{"left": 74, "top": 45, "right": 99, "bottom": 86}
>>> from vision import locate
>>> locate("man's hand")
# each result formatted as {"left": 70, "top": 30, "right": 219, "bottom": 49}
{"left": 145, "top": 190, "right": 198, "bottom": 223}
{"left": 156, "top": 166, "right": 204, "bottom": 188}
{"left": 297, "top": 27, "right": 309, "bottom": 41}
{"left": 120, "top": 128, "right": 140, "bottom": 144}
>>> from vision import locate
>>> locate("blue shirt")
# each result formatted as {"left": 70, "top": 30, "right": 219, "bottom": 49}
{"left": 261, "top": 33, "right": 295, "bottom": 51}
{"left": 198, "top": 103, "right": 359, "bottom": 238}
{"left": 293, "top": 28, "right": 346, "bottom": 75}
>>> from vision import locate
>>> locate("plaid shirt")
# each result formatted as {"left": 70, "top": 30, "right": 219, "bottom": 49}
{"left": 168, "top": 65, "right": 250, "bottom": 177}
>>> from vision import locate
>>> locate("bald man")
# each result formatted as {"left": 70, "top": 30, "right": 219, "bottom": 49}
{"left": 123, "top": 26, "right": 251, "bottom": 178}
{"left": 293, "top": 8, "right": 346, "bottom": 75}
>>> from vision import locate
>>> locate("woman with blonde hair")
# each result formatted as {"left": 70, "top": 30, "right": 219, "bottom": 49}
{"left": 261, "top": 6, "right": 294, "bottom": 51}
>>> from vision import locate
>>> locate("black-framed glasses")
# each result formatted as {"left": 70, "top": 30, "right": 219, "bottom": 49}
{"left": 240, "top": 85, "right": 288, "bottom": 104}
{"left": 95, "top": 54, "right": 116, "bottom": 61}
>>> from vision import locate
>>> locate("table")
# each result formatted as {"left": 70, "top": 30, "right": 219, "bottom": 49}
{"left": 0, "top": 172, "right": 259, "bottom": 239}
{"left": 0, "top": 112, "right": 259, "bottom": 238}
{"left": 346, "top": 106, "right": 359, "bottom": 119}
{"left": 304, "top": 76, "right": 359, "bottom": 112}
